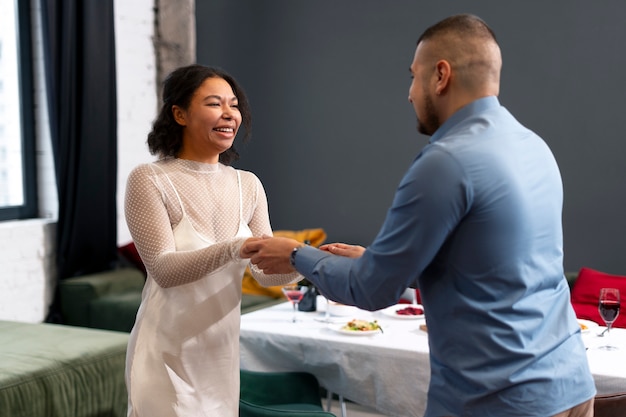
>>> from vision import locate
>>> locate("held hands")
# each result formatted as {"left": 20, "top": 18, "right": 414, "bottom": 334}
{"left": 240, "top": 237, "right": 366, "bottom": 275}
{"left": 241, "top": 236, "right": 301, "bottom": 274}
{"left": 319, "top": 243, "right": 365, "bottom": 258}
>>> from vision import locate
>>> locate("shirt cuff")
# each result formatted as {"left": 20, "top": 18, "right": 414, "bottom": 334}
{"left": 292, "top": 245, "right": 330, "bottom": 273}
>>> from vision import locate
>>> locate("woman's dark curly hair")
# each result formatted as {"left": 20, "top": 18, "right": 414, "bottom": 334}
{"left": 147, "top": 64, "right": 251, "bottom": 165}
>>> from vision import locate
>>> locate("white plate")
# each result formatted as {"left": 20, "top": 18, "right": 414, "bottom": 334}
{"left": 577, "top": 319, "right": 599, "bottom": 333}
{"left": 328, "top": 322, "right": 382, "bottom": 336}
{"left": 380, "top": 304, "right": 425, "bottom": 320}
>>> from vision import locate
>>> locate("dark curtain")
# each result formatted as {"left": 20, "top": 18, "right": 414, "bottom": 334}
{"left": 40, "top": 0, "right": 118, "bottom": 284}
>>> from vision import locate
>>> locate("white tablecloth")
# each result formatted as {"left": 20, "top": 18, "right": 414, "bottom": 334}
{"left": 581, "top": 323, "right": 626, "bottom": 394}
{"left": 239, "top": 297, "right": 626, "bottom": 417}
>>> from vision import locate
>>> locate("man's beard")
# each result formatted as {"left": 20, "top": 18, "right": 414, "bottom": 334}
{"left": 417, "top": 92, "right": 439, "bottom": 136}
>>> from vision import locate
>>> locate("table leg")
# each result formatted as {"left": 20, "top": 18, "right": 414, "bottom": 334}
{"left": 325, "top": 391, "right": 348, "bottom": 417}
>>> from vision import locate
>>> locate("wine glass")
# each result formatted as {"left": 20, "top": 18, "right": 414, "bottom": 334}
{"left": 598, "top": 288, "right": 620, "bottom": 350}
{"left": 314, "top": 295, "right": 333, "bottom": 323}
{"left": 282, "top": 284, "right": 308, "bottom": 323}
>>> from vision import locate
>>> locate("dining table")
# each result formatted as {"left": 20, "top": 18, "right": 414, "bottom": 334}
{"left": 239, "top": 296, "right": 626, "bottom": 417}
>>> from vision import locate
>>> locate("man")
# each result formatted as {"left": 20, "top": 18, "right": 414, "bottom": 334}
{"left": 242, "top": 14, "right": 595, "bottom": 417}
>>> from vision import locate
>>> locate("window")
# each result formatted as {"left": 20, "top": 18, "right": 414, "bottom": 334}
{"left": 0, "top": 0, "right": 36, "bottom": 220}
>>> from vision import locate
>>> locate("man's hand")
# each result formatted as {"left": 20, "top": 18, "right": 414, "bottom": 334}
{"left": 242, "top": 237, "right": 302, "bottom": 274}
{"left": 319, "top": 242, "right": 365, "bottom": 258}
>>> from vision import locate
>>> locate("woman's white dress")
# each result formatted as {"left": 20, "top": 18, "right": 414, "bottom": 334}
{"left": 124, "top": 159, "right": 298, "bottom": 417}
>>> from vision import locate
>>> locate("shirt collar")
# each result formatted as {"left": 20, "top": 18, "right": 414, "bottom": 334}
{"left": 429, "top": 96, "right": 500, "bottom": 144}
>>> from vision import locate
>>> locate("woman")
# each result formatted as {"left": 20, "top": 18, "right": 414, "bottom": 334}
{"left": 124, "top": 64, "right": 299, "bottom": 416}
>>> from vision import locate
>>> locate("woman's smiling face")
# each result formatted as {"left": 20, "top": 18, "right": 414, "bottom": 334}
{"left": 173, "top": 76, "right": 242, "bottom": 163}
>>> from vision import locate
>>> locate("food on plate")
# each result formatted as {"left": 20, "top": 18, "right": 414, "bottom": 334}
{"left": 341, "top": 319, "right": 383, "bottom": 333}
{"left": 576, "top": 319, "right": 599, "bottom": 333}
{"left": 396, "top": 306, "right": 424, "bottom": 316}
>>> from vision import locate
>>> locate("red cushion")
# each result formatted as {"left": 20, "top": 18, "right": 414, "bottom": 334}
{"left": 118, "top": 241, "right": 146, "bottom": 275}
{"left": 570, "top": 267, "right": 626, "bottom": 328}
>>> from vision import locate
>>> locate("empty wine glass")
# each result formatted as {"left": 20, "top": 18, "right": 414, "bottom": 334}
{"left": 282, "top": 284, "right": 308, "bottom": 323}
{"left": 315, "top": 295, "right": 333, "bottom": 323}
{"left": 598, "top": 288, "right": 620, "bottom": 351}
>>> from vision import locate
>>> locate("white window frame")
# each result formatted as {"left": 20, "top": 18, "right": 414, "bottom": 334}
{"left": 0, "top": 0, "right": 37, "bottom": 221}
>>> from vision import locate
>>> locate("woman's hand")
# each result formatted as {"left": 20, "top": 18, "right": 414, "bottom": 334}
{"left": 240, "top": 237, "right": 263, "bottom": 259}
{"left": 319, "top": 243, "right": 365, "bottom": 258}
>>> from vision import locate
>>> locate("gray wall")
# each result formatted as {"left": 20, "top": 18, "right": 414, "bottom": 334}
{"left": 196, "top": 0, "right": 626, "bottom": 274}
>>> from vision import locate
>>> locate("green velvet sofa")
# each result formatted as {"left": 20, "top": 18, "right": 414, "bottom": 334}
{"left": 59, "top": 267, "right": 145, "bottom": 332}
{"left": 0, "top": 320, "right": 128, "bottom": 417}
{"left": 58, "top": 267, "right": 283, "bottom": 333}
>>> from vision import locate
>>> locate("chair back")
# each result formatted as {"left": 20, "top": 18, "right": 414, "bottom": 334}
{"left": 594, "top": 392, "right": 626, "bottom": 417}
{"left": 239, "top": 399, "right": 336, "bottom": 417}
{"left": 239, "top": 369, "right": 337, "bottom": 417}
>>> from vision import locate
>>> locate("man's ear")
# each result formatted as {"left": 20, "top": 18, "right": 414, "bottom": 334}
{"left": 434, "top": 60, "right": 451, "bottom": 95}
{"left": 172, "top": 105, "right": 186, "bottom": 126}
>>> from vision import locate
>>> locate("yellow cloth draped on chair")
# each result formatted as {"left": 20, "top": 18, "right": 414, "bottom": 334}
{"left": 242, "top": 228, "right": 327, "bottom": 298}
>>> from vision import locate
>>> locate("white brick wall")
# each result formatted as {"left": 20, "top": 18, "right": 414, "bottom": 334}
{"left": 0, "top": 219, "right": 56, "bottom": 322}
{"left": 115, "top": 0, "right": 158, "bottom": 245}
{"left": 0, "top": 0, "right": 156, "bottom": 323}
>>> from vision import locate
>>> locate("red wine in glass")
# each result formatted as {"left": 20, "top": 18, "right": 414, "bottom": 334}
{"left": 599, "top": 300, "right": 620, "bottom": 323}
{"left": 284, "top": 290, "right": 304, "bottom": 303}
{"left": 282, "top": 285, "right": 307, "bottom": 323}
{"left": 598, "top": 288, "right": 620, "bottom": 350}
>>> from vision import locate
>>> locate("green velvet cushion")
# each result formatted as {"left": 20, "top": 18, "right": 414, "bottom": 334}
{"left": 59, "top": 267, "right": 145, "bottom": 328}
{"left": 0, "top": 320, "right": 129, "bottom": 417}
{"left": 90, "top": 292, "right": 143, "bottom": 332}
